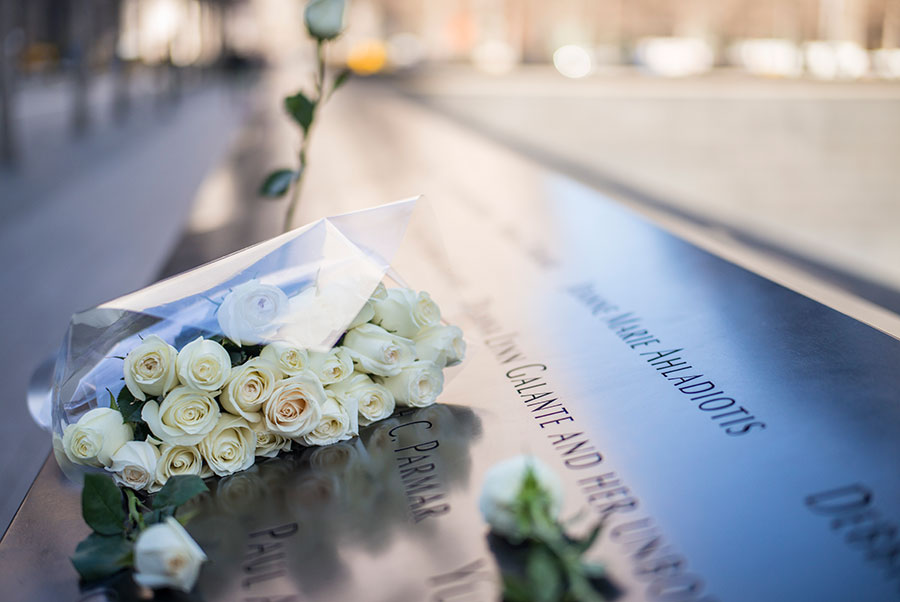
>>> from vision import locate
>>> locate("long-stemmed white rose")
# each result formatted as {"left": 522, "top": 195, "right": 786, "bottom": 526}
{"left": 414, "top": 324, "right": 466, "bottom": 368}
{"left": 308, "top": 347, "right": 354, "bottom": 385}
{"left": 142, "top": 386, "right": 220, "bottom": 446}
{"left": 219, "top": 358, "right": 277, "bottom": 423}
{"left": 342, "top": 323, "right": 415, "bottom": 377}
{"left": 199, "top": 414, "right": 256, "bottom": 477}
{"left": 478, "top": 455, "right": 564, "bottom": 540}
{"left": 152, "top": 444, "right": 211, "bottom": 491}
{"left": 107, "top": 440, "right": 159, "bottom": 491}
{"left": 260, "top": 341, "right": 309, "bottom": 377}
{"left": 371, "top": 287, "right": 441, "bottom": 338}
{"left": 175, "top": 337, "right": 231, "bottom": 392}
{"left": 379, "top": 360, "right": 444, "bottom": 408}
{"left": 251, "top": 421, "right": 292, "bottom": 458}
{"left": 123, "top": 335, "right": 178, "bottom": 401}
{"left": 299, "top": 391, "right": 356, "bottom": 446}
{"left": 217, "top": 280, "right": 289, "bottom": 346}
{"left": 263, "top": 371, "right": 325, "bottom": 437}
{"left": 133, "top": 516, "right": 207, "bottom": 592}
{"left": 62, "top": 407, "right": 133, "bottom": 468}
{"left": 327, "top": 371, "right": 395, "bottom": 426}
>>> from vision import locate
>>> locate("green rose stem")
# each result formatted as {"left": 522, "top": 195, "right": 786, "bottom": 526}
{"left": 282, "top": 40, "right": 324, "bottom": 234}
{"left": 260, "top": 0, "right": 351, "bottom": 233}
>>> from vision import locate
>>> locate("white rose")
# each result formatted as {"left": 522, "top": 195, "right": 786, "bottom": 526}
{"left": 260, "top": 342, "right": 308, "bottom": 377}
{"left": 378, "top": 360, "right": 444, "bottom": 408}
{"left": 262, "top": 372, "right": 325, "bottom": 437}
{"left": 371, "top": 288, "right": 441, "bottom": 338}
{"left": 62, "top": 407, "right": 133, "bottom": 468}
{"left": 251, "top": 421, "right": 292, "bottom": 458}
{"left": 327, "top": 371, "right": 395, "bottom": 426}
{"left": 307, "top": 347, "right": 354, "bottom": 385}
{"left": 142, "top": 387, "right": 220, "bottom": 446}
{"left": 175, "top": 338, "right": 231, "bottom": 392}
{"left": 478, "top": 455, "right": 564, "bottom": 540}
{"left": 299, "top": 392, "right": 355, "bottom": 446}
{"left": 217, "top": 280, "right": 289, "bottom": 346}
{"left": 108, "top": 440, "right": 159, "bottom": 491}
{"left": 414, "top": 324, "right": 466, "bottom": 368}
{"left": 199, "top": 413, "right": 256, "bottom": 477}
{"left": 133, "top": 516, "right": 207, "bottom": 592}
{"left": 123, "top": 335, "right": 178, "bottom": 401}
{"left": 219, "top": 358, "right": 277, "bottom": 422}
{"left": 152, "top": 444, "right": 211, "bottom": 492}
{"left": 341, "top": 323, "right": 415, "bottom": 377}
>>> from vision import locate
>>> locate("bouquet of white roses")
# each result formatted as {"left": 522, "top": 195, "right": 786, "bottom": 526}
{"left": 42, "top": 199, "right": 466, "bottom": 590}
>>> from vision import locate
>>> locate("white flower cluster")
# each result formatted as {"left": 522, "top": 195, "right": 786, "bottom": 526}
{"left": 61, "top": 283, "right": 465, "bottom": 492}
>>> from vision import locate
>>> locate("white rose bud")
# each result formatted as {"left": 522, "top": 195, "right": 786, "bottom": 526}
{"left": 251, "top": 421, "right": 292, "bottom": 458}
{"left": 307, "top": 347, "right": 354, "bottom": 385}
{"left": 62, "top": 407, "right": 133, "bottom": 468}
{"left": 371, "top": 288, "right": 441, "bottom": 338}
{"left": 152, "top": 444, "right": 211, "bottom": 492}
{"left": 142, "top": 387, "right": 220, "bottom": 446}
{"left": 327, "top": 371, "right": 395, "bottom": 426}
{"left": 134, "top": 516, "right": 207, "bottom": 592}
{"left": 478, "top": 455, "right": 564, "bottom": 540}
{"left": 379, "top": 360, "right": 444, "bottom": 408}
{"left": 108, "top": 440, "right": 160, "bottom": 491}
{"left": 304, "top": 0, "right": 346, "bottom": 41}
{"left": 262, "top": 371, "right": 325, "bottom": 437}
{"left": 342, "top": 323, "right": 415, "bottom": 377}
{"left": 299, "top": 392, "right": 355, "bottom": 446}
{"left": 199, "top": 414, "right": 256, "bottom": 477}
{"left": 217, "top": 280, "right": 289, "bottom": 346}
{"left": 175, "top": 338, "right": 231, "bottom": 392}
{"left": 219, "top": 358, "right": 277, "bottom": 423}
{"left": 414, "top": 324, "right": 466, "bottom": 368}
{"left": 260, "top": 342, "right": 308, "bottom": 377}
{"left": 123, "top": 335, "right": 178, "bottom": 401}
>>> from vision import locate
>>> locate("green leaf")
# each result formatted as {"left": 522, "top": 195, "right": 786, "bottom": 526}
{"left": 71, "top": 533, "right": 133, "bottom": 582}
{"left": 153, "top": 475, "right": 208, "bottom": 511}
{"left": 284, "top": 92, "right": 316, "bottom": 134}
{"left": 330, "top": 68, "right": 351, "bottom": 98}
{"left": 82, "top": 474, "right": 127, "bottom": 536}
{"left": 116, "top": 385, "right": 144, "bottom": 424}
{"left": 107, "top": 389, "right": 119, "bottom": 413}
{"left": 527, "top": 546, "right": 563, "bottom": 602}
{"left": 259, "top": 169, "right": 297, "bottom": 198}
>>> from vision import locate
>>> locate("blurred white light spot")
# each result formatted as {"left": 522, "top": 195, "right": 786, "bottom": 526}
{"left": 873, "top": 48, "right": 900, "bottom": 79}
{"left": 729, "top": 39, "right": 802, "bottom": 78}
{"left": 471, "top": 41, "right": 518, "bottom": 75}
{"left": 804, "top": 41, "right": 869, "bottom": 79}
{"left": 635, "top": 37, "right": 714, "bottom": 78}
{"left": 553, "top": 45, "right": 593, "bottom": 79}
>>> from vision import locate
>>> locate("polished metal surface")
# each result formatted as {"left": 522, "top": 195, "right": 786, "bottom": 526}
{"left": 2, "top": 80, "right": 899, "bottom": 601}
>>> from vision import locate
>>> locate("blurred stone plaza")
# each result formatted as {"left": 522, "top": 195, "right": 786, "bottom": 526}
{"left": 1, "top": 0, "right": 899, "bottom": 533}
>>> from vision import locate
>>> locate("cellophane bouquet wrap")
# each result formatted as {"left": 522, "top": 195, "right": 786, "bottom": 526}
{"left": 50, "top": 197, "right": 466, "bottom": 494}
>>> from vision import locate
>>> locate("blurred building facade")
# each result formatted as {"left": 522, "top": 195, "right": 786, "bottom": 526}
{"left": 2, "top": 0, "right": 899, "bottom": 166}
